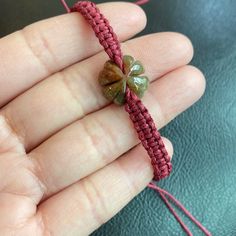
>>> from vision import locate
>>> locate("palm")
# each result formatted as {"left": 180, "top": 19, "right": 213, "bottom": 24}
{"left": 0, "top": 133, "right": 42, "bottom": 235}
{"left": 0, "top": 2, "right": 205, "bottom": 235}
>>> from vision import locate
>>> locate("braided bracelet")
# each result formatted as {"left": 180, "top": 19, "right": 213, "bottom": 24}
{"left": 60, "top": 1, "right": 211, "bottom": 235}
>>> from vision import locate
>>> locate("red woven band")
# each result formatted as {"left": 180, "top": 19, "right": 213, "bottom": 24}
{"left": 71, "top": 1, "right": 172, "bottom": 181}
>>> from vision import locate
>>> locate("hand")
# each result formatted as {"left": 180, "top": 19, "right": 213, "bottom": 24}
{"left": 0, "top": 2, "right": 205, "bottom": 235}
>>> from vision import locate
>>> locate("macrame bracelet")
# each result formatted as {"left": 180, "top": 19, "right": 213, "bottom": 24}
{"left": 60, "top": 1, "right": 211, "bottom": 235}
{"left": 71, "top": 0, "right": 172, "bottom": 182}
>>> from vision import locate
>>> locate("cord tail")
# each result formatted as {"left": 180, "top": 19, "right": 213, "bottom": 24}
{"left": 148, "top": 183, "right": 212, "bottom": 236}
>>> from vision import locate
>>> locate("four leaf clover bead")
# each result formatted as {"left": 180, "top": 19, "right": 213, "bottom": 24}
{"left": 98, "top": 55, "right": 149, "bottom": 105}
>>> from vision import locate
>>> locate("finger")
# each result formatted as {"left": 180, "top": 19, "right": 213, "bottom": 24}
{"left": 31, "top": 65, "right": 205, "bottom": 199}
{"left": 37, "top": 138, "right": 173, "bottom": 236}
{"left": 2, "top": 32, "right": 193, "bottom": 150}
{"left": 0, "top": 2, "right": 146, "bottom": 106}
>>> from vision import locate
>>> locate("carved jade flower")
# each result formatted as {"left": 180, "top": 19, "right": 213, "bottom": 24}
{"left": 98, "top": 55, "right": 149, "bottom": 105}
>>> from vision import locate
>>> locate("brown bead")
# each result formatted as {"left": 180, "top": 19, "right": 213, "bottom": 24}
{"left": 98, "top": 60, "right": 124, "bottom": 86}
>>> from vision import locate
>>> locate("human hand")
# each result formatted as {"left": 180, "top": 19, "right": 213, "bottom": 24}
{"left": 0, "top": 2, "right": 205, "bottom": 235}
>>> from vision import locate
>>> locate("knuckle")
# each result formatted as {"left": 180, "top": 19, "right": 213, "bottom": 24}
{"left": 20, "top": 26, "right": 56, "bottom": 75}
{"left": 80, "top": 178, "right": 108, "bottom": 225}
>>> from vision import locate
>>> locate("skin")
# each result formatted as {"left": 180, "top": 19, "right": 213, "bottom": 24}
{"left": 0, "top": 2, "right": 206, "bottom": 236}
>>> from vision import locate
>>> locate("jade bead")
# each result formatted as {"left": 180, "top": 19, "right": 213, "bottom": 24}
{"left": 98, "top": 55, "right": 149, "bottom": 105}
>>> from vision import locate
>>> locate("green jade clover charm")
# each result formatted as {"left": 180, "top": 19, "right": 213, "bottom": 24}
{"left": 98, "top": 55, "right": 149, "bottom": 105}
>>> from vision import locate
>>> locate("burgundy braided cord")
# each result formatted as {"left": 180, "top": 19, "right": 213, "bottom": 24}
{"left": 125, "top": 89, "right": 172, "bottom": 181}
{"left": 71, "top": 0, "right": 172, "bottom": 181}
{"left": 71, "top": 1, "right": 123, "bottom": 70}
{"left": 60, "top": 1, "right": 212, "bottom": 235}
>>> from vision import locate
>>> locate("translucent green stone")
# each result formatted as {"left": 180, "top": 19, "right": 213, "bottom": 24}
{"left": 127, "top": 76, "right": 149, "bottom": 98}
{"left": 129, "top": 61, "right": 145, "bottom": 76}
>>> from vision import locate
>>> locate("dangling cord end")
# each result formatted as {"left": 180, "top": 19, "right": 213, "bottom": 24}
{"left": 148, "top": 183, "right": 212, "bottom": 236}
{"left": 60, "top": 0, "right": 71, "bottom": 13}
{"left": 135, "top": 0, "right": 150, "bottom": 5}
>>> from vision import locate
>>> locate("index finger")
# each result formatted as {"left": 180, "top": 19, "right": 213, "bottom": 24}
{"left": 0, "top": 2, "right": 146, "bottom": 107}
